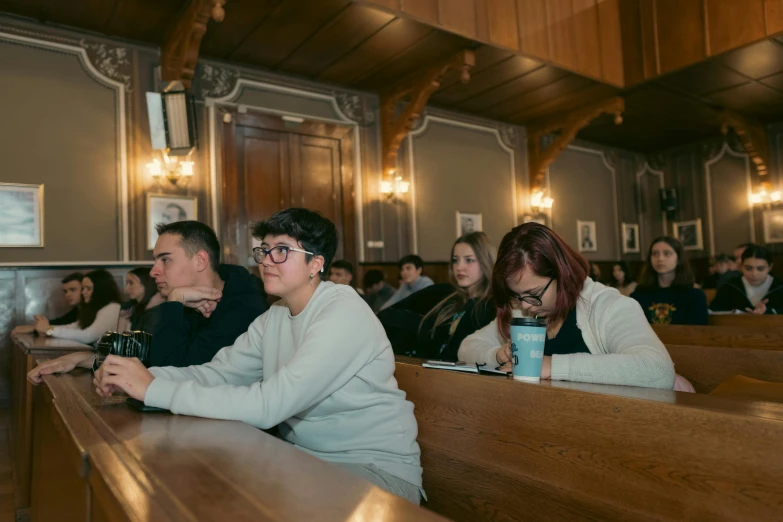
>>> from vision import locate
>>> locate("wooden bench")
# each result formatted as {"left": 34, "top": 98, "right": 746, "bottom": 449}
{"left": 709, "top": 314, "right": 783, "bottom": 327}
{"left": 395, "top": 358, "right": 783, "bottom": 521}
{"left": 666, "top": 343, "right": 783, "bottom": 393}
{"left": 10, "top": 334, "right": 90, "bottom": 512}
{"left": 653, "top": 324, "right": 783, "bottom": 350}
{"left": 30, "top": 367, "right": 443, "bottom": 522}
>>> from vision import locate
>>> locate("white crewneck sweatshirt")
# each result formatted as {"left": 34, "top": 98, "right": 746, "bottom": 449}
{"left": 145, "top": 282, "right": 423, "bottom": 487}
{"left": 52, "top": 302, "right": 120, "bottom": 345}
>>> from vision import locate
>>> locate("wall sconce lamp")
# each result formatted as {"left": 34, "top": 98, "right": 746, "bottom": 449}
{"left": 749, "top": 181, "right": 781, "bottom": 206}
{"left": 530, "top": 190, "right": 554, "bottom": 212}
{"left": 380, "top": 169, "right": 410, "bottom": 200}
{"left": 146, "top": 153, "right": 194, "bottom": 187}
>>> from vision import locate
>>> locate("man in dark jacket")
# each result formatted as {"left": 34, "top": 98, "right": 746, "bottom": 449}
{"left": 27, "top": 222, "right": 267, "bottom": 383}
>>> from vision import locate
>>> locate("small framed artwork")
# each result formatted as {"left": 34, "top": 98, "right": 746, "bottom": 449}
{"left": 577, "top": 220, "right": 597, "bottom": 253}
{"left": 621, "top": 223, "right": 640, "bottom": 254}
{"left": 672, "top": 218, "right": 703, "bottom": 251}
{"left": 763, "top": 209, "right": 783, "bottom": 244}
{"left": 456, "top": 211, "right": 482, "bottom": 237}
{"left": 147, "top": 194, "right": 198, "bottom": 250}
{"left": 0, "top": 182, "right": 44, "bottom": 247}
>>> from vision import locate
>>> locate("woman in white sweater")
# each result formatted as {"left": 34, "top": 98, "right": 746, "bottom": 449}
{"left": 35, "top": 269, "right": 121, "bottom": 345}
{"left": 94, "top": 208, "right": 424, "bottom": 503}
{"left": 459, "top": 223, "right": 675, "bottom": 390}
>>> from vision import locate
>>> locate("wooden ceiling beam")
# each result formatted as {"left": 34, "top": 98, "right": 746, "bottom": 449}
{"left": 161, "top": 0, "right": 227, "bottom": 89}
{"left": 380, "top": 49, "right": 475, "bottom": 176}
{"left": 527, "top": 96, "right": 625, "bottom": 190}
{"left": 718, "top": 110, "right": 770, "bottom": 177}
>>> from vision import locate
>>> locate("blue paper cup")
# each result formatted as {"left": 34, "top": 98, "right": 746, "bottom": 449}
{"left": 510, "top": 317, "right": 547, "bottom": 382}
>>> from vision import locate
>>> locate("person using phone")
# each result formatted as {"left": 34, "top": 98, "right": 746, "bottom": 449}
{"left": 710, "top": 244, "right": 783, "bottom": 314}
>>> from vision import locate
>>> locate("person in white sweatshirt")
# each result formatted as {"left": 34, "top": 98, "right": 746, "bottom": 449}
{"left": 35, "top": 269, "right": 121, "bottom": 345}
{"left": 94, "top": 208, "right": 424, "bottom": 503}
{"left": 458, "top": 223, "right": 676, "bottom": 390}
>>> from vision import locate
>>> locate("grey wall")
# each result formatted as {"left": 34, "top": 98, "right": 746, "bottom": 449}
{"left": 0, "top": 33, "right": 121, "bottom": 262}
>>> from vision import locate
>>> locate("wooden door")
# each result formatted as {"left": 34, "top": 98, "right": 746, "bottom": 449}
{"left": 221, "top": 113, "right": 356, "bottom": 267}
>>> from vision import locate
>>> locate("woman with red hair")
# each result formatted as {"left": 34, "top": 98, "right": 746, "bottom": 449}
{"left": 458, "top": 223, "right": 675, "bottom": 389}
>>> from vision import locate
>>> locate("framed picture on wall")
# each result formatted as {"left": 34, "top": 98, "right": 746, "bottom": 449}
{"left": 672, "top": 219, "right": 703, "bottom": 251}
{"left": 621, "top": 223, "right": 640, "bottom": 254}
{"left": 147, "top": 194, "right": 198, "bottom": 250}
{"left": 456, "top": 211, "right": 482, "bottom": 237}
{"left": 0, "top": 182, "right": 44, "bottom": 247}
{"left": 763, "top": 209, "right": 783, "bottom": 244}
{"left": 577, "top": 220, "right": 597, "bottom": 253}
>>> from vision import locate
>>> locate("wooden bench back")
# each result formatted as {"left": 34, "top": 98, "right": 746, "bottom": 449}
{"left": 396, "top": 360, "right": 783, "bottom": 521}
{"left": 709, "top": 314, "right": 783, "bottom": 327}
{"left": 666, "top": 343, "right": 783, "bottom": 393}
{"left": 653, "top": 324, "right": 783, "bottom": 350}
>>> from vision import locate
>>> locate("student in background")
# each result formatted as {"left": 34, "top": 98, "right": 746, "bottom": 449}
{"left": 459, "top": 223, "right": 675, "bottom": 390}
{"left": 589, "top": 263, "right": 602, "bottom": 283}
{"left": 630, "top": 237, "right": 708, "bottom": 325}
{"left": 702, "top": 254, "right": 732, "bottom": 289}
{"left": 28, "top": 221, "right": 267, "bottom": 383}
{"left": 34, "top": 269, "right": 122, "bottom": 344}
{"left": 93, "top": 208, "right": 424, "bottom": 504}
{"left": 717, "top": 243, "right": 753, "bottom": 288}
{"left": 710, "top": 244, "right": 783, "bottom": 314}
{"left": 328, "top": 260, "right": 363, "bottom": 295}
{"left": 363, "top": 269, "right": 395, "bottom": 313}
{"left": 380, "top": 255, "right": 434, "bottom": 310}
{"left": 118, "top": 266, "right": 165, "bottom": 332}
{"left": 610, "top": 261, "right": 637, "bottom": 297}
{"left": 12, "top": 272, "right": 84, "bottom": 335}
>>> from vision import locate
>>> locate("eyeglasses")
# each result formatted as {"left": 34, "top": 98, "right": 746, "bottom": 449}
{"left": 511, "top": 277, "right": 553, "bottom": 306}
{"left": 252, "top": 246, "right": 313, "bottom": 264}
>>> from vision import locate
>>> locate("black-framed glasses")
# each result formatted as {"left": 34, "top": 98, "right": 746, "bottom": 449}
{"left": 511, "top": 277, "right": 553, "bottom": 306}
{"left": 252, "top": 246, "right": 313, "bottom": 264}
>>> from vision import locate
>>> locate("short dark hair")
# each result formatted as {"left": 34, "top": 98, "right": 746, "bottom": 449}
{"left": 61, "top": 272, "right": 84, "bottom": 285}
{"left": 330, "top": 260, "right": 354, "bottom": 275}
{"left": 741, "top": 244, "right": 773, "bottom": 264}
{"left": 252, "top": 208, "right": 338, "bottom": 281}
{"left": 714, "top": 253, "right": 732, "bottom": 264}
{"left": 155, "top": 221, "right": 220, "bottom": 271}
{"left": 363, "top": 269, "right": 386, "bottom": 288}
{"left": 398, "top": 254, "right": 424, "bottom": 270}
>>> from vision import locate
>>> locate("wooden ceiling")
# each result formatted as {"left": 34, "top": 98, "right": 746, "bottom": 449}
{"left": 3, "top": 0, "right": 783, "bottom": 153}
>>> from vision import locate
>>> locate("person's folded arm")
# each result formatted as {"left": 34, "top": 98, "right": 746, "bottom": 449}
{"left": 458, "top": 319, "right": 504, "bottom": 366}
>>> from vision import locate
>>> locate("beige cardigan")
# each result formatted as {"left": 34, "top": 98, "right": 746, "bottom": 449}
{"left": 458, "top": 278, "right": 676, "bottom": 389}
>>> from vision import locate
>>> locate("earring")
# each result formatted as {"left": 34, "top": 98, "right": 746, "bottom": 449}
{"left": 309, "top": 273, "right": 315, "bottom": 286}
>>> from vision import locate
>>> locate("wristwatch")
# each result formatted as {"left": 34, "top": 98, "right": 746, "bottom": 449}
{"left": 45, "top": 327, "right": 54, "bottom": 337}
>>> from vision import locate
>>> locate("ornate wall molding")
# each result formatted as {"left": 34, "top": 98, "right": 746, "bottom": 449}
{"left": 199, "top": 64, "right": 239, "bottom": 98}
{"left": 498, "top": 125, "right": 518, "bottom": 149}
{"left": 80, "top": 39, "right": 132, "bottom": 91}
{"left": 334, "top": 92, "right": 376, "bottom": 127}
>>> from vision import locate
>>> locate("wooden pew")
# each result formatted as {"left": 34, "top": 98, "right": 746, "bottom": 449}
{"left": 10, "top": 334, "right": 91, "bottom": 513}
{"left": 709, "top": 314, "right": 783, "bottom": 327}
{"left": 30, "top": 367, "right": 443, "bottom": 522}
{"left": 395, "top": 358, "right": 783, "bottom": 522}
{"left": 653, "top": 324, "right": 783, "bottom": 350}
{"left": 666, "top": 343, "right": 783, "bottom": 393}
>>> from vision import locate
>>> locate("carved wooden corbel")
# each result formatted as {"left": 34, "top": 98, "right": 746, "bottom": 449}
{"left": 380, "top": 49, "right": 475, "bottom": 176}
{"left": 527, "top": 96, "right": 625, "bottom": 190}
{"left": 718, "top": 110, "right": 769, "bottom": 177}
{"left": 161, "top": 0, "right": 227, "bottom": 89}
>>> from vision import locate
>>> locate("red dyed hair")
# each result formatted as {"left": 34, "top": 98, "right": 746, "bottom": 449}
{"left": 493, "top": 223, "right": 589, "bottom": 339}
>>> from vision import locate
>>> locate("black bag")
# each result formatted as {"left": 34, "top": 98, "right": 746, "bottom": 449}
{"left": 94, "top": 331, "right": 153, "bottom": 369}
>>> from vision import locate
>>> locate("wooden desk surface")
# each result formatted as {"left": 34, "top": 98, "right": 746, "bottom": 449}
{"left": 13, "top": 333, "right": 91, "bottom": 353}
{"left": 40, "top": 369, "right": 444, "bottom": 522}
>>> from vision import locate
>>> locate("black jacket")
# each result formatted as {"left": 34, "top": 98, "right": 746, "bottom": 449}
{"left": 378, "top": 283, "right": 496, "bottom": 361}
{"left": 50, "top": 307, "right": 79, "bottom": 326}
{"left": 148, "top": 264, "right": 268, "bottom": 367}
{"left": 710, "top": 274, "right": 783, "bottom": 314}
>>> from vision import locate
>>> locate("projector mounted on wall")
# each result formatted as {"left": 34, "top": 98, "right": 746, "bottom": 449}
{"left": 146, "top": 91, "right": 198, "bottom": 156}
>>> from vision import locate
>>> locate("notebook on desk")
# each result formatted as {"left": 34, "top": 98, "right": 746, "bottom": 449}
{"left": 421, "top": 361, "right": 509, "bottom": 375}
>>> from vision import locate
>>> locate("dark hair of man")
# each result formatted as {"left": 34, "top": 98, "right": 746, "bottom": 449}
{"left": 61, "top": 272, "right": 84, "bottom": 285}
{"left": 637, "top": 236, "right": 695, "bottom": 290}
{"left": 363, "top": 269, "right": 386, "bottom": 288}
{"left": 741, "top": 244, "right": 774, "bottom": 265}
{"left": 78, "top": 269, "right": 122, "bottom": 329}
{"left": 155, "top": 220, "right": 221, "bottom": 271}
{"left": 714, "top": 253, "right": 732, "bottom": 264}
{"left": 128, "top": 266, "right": 158, "bottom": 325}
{"left": 331, "top": 260, "right": 354, "bottom": 275}
{"left": 398, "top": 254, "right": 424, "bottom": 270}
{"left": 252, "top": 208, "right": 338, "bottom": 281}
